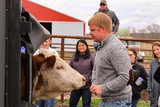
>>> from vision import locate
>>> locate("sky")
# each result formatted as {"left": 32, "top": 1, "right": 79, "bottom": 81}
{"left": 30, "top": 0, "right": 160, "bottom": 33}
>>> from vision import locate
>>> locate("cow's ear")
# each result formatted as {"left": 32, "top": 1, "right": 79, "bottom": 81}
{"left": 35, "top": 74, "right": 43, "bottom": 90}
{"left": 46, "top": 55, "right": 56, "bottom": 68}
{"left": 33, "top": 54, "right": 45, "bottom": 71}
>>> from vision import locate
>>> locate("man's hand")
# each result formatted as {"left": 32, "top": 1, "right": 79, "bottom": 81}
{"left": 90, "top": 85, "right": 102, "bottom": 96}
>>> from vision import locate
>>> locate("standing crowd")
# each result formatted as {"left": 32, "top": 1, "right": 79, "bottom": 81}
{"left": 68, "top": 0, "right": 160, "bottom": 107}
{"left": 34, "top": 0, "right": 160, "bottom": 107}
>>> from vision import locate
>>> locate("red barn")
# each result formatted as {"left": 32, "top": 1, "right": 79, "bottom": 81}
{"left": 22, "top": 0, "right": 86, "bottom": 36}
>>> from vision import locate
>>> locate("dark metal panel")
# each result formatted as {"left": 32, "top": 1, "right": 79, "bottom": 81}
{"left": 0, "top": 0, "right": 6, "bottom": 106}
{"left": 5, "top": 0, "right": 21, "bottom": 107}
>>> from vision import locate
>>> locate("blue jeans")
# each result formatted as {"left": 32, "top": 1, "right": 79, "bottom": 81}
{"left": 69, "top": 88, "right": 92, "bottom": 107}
{"left": 36, "top": 99, "right": 54, "bottom": 107}
{"left": 100, "top": 97, "right": 132, "bottom": 107}
{"left": 131, "top": 98, "right": 139, "bottom": 107}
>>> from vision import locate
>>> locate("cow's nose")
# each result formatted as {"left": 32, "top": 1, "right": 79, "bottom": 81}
{"left": 82, "top": 77, "right": 86, "bottom": 85}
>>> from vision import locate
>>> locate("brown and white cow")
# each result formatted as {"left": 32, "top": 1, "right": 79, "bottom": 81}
{"left": 21, "top": 48, "right": 86, "bottom": 101}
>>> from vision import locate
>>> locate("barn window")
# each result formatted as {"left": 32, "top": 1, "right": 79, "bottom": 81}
{"left": 40, "top": 22, "right": 52, "bottom": 34}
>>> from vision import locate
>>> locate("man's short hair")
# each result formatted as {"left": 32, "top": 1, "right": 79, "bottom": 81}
{"left": 88, "top": 12, "right": 112, "bottom": 33}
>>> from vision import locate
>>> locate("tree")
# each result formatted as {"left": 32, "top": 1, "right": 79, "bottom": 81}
{"left": 129, "top": 24, "right": 160, "bottom": 39}
{"left": 146, "top": 24, "right": 160, "bottom": 38}
{"left": 146, "top": 24, "right": 160, "bottom": 33}
{"left": 116, "top": 28, "right": 129, "bottom": 37}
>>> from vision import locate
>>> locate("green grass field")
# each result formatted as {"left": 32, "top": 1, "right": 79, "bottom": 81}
{"left": 54, "top": 98, "right": 150, "bottom": 107}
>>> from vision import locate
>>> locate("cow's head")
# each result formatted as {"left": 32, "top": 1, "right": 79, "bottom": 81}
{"left": 32, "top": 49, "right": 86, "bottom": 100}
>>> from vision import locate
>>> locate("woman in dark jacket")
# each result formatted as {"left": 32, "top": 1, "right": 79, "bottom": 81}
{"left": 128, "top": 47, "right": 148, "bottom": 107}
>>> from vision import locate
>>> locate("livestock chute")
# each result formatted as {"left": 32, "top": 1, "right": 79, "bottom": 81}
{"left": 0, "top": 0, "right": 50, "bottom": 107}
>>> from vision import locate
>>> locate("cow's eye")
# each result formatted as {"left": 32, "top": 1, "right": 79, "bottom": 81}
{"left": 56, "top": 65, "right": 63, "bottom": 70}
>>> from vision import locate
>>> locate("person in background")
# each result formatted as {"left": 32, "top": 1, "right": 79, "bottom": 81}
{"left": 35, "top": 38, "right": 58, "bottom": 107}
{"left": 148, "top": 41, "right": 160, "bottom": 107}
{"left": 69, "top": 39, "right": 94, "bottom": 107}
{"left": 34, "top": 38, "right": 58, "bottom": 56}
{"left": 128, "top": 47, "right": 148, "bottom": 107}
{"left": 93, "top": 0, "right": 120, "bottom": 51}
{"left": 95, "top": 0, "right": 119, "bottom": 34}
{"left": 88, "top": 13, "right": 132, "bottom": 107}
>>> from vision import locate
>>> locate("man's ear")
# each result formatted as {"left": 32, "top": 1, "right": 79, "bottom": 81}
{"left": 100, "top": 26, "right": 105, "bottom": 32}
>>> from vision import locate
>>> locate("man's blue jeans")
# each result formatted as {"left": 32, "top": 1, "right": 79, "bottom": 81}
{"left": 69, "top": 88, "right": 92, "bottom": 107}
{"left": 131, "top": 98, "right": 139, "bottom": 107}
{"left": 100, "top": 97, "right": 132, "bottom": 107}
{"left": 36, "top": 99, "right": 54, "bottom": 107}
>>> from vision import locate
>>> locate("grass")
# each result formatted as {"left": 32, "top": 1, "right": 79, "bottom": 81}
{"left": 54, "top": 98, "right": 99, "bottom": 107}
{"left": 54, "top": 98, "right": 150, "bottom": 107}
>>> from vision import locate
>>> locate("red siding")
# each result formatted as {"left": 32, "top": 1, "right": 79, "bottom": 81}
{"left": 22, "top": 0, "right": 83, "bottom": 22}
